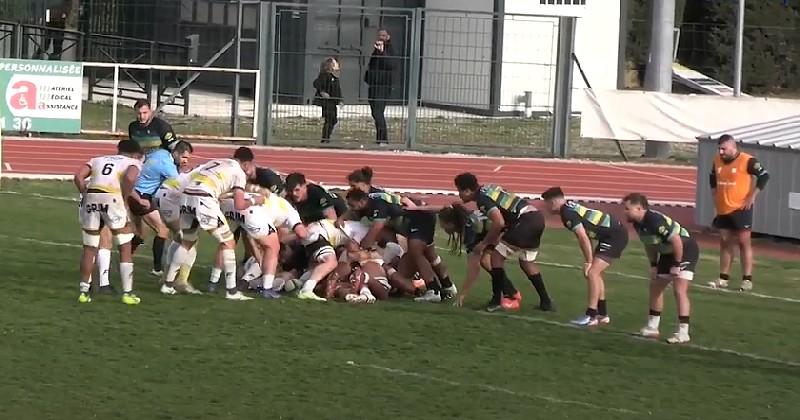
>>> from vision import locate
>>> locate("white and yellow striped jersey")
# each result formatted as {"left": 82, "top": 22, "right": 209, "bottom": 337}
{"left": 184, "top": 159, "right": 247, "bottom": 198}
{"left": 264, "top": 194, "right": 303, "bottom": 229}
{"left": 160, "top": 172, "right": 191, "bottom": 192}
{"left": 85, "top": 155, "right": 142, "bottom": 194}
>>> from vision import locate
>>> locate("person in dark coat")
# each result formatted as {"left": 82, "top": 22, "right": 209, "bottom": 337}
{"left": 313, "top": 57, "right": 343, "bottom": 143}
{"left": 364, "top": 29, "right": 394, "bottom": 145}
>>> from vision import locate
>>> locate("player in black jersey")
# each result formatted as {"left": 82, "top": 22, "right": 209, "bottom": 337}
{"left": 128, "top": 99, "right": 177, "bottom": 150}
{"left": 347, "top": 166, "right": 384, "bottom": 194}
{"left": 542, "top": 187, "right": 628, "bottom": 327}
{"left": 623, "top": 193, "right": 697, "bottom": 344}
{"left": 284, "top": 172, "right": 346, "bottom": 224}
{"left": 454, "top": 173, "right": 553, "bottom": 312}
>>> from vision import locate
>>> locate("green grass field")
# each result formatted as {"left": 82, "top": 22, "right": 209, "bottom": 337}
{"left": 2, "top": 179, "right": 799, "bottom": 420}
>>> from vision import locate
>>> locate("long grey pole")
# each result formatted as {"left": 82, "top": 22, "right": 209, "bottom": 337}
{"left": 733, "top": 0, "right": 745, "bottom": 96}
{"left": 643, "top": 0, "right": 675, "bottom": 158}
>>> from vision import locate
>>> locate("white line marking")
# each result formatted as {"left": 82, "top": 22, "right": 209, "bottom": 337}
{"left": 493, "top": 165, "right": 503, "bottom": 172}
{"left": 609, "top": 164, "right": 696, "bottom": 185}
{"left": 1, "top": 233, "right": 797, "bottom": 369}
{"left": 4, "top": 163, "right": 11, "bottom": 171}
{"left": 0, "top": 191, "right": 78, "bottom": 202}
{"left": 346, "top": 362, "right": 642, "bottom": 415}
{"left": 478, "top": 312, "right": 800, "bottom": 368}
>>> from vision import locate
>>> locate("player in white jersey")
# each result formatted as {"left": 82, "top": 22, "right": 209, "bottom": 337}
{"left": 154, "top": 169, "right": 201, "bottom": 294}
{"left": 162, "top": 147, "right": 261, "bottom": 301}
{"left": 77, "top": 194, "right": 115, "bottom": 294}
{"left": 73, "top": 140, "right": 144, "bottom": 305}
{"left": 219, "top": 189, "right": 308, "bottom": 298}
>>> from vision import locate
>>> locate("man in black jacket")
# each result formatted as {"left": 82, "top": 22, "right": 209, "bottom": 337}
{"left": 364, "top": 29, "right": 394, "bottom": 145}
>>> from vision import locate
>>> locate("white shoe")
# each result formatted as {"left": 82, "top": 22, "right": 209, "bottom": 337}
{"left": 225, "top": 291, "right": 254, "bottom": 301}
{"left": 360, "top": 288, "right": 377, "bottom": 304}
{"left": 182, "top": 284, "right": 203, "bottom": 295}
{"left": 739, "top": 280, "right": 753, "bottom": 292}
{"left": 160, "top": 284, "right": 177, "bottom": 295}
{"left": 414, "top": 289, "right": 441, "bottom": 303}
{"left": 596, "top": 315, "right": 611, "bottom": 325}
{"left": 151, "top": 269, "right": 164, "bottom": 277}
{"left": 442, "top": 284, "right": 458, "bottom": 299}
{"left": 345, "top": 293, "right": 368, "bottom": 304}
{"left": 570, "top": 315, "right": 598, "bottom": 327}
{"left": 666, "top": 332, "right": 691, "bottom": 344}
{"left": 639, "top": 325, "right": 660, "bottom": 338}
{"left": 297, "top": 290, "right": 327, "bottom": 302}
{"left": 707, "top": 279, "right": 729, "bottom": 289}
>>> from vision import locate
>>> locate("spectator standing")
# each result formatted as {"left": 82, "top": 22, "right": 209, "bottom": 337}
{"left": 364, "top": 29, "right": 394, "bottom": 145}
{"left": 313, "top": 57, "right": 343, "bottom": 144}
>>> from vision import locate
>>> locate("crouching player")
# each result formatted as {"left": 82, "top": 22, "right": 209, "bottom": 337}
{"left": 162, "top": 147, "right": 260, "bottom": 301}
{"left": 73, "top": 140, "right": 144, "bottom": 305}
{"left": 623, "top": 193, "right": 698, "bottom": 344}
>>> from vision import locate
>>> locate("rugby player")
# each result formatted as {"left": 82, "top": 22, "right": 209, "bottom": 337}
{"left": 73, "top": 140, "right": 144, "bottom": 305}
{"left": 154, "top": 167, "right": 199, "bottom": 294}
{"left": 623, "top": 193, "right": 698, "bottom": 344}
{"left": 129, "top": 140, "right": 193, "bottom": 276}
{"left": 453, "top": 174, "right": 553, "bottom": 312}
{"left": 77, "top": 192, "right": 114, "bottom": 294}
{"left": 344, "top": 188, "right": 455, "bottom": 302}
{"left": 162, "top": 147, "right": 260, "bottom": 301}
{"left": 128, "top": 99, "right": 177, "bottom": 150}
{"left": 285, "top": 172, "right": 347, "bottom": 224}
{"left": 708, "top": 134, "right": 770, "bottom": 291}
{"left": 542, "top": 187, "right": 628, "bottom": 326}
{"left": 347, "top": 166, "right": 384, "bottom": 193}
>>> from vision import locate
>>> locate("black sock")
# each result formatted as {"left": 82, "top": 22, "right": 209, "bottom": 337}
{"left": 439, "top": 275, "right": 454, "bottom": 289}
{"left": 133, "top": 235, "right": 144, "bottom": 246}
{"left": 649, "top": 309, "right": 662, "bottom": 317}
{"left": 743, "top": 275, "right": 753, "bottom": 282}
{"left": 598, "top": 299, "right": 608, "bottom": 316}
{"left": 502, "top": 275, "right": 518, "bottom": 298}
{"left": 719, "top": 273, "right": 730, "bottom": 281}
{"left": 585, "top": 307, "right": 598, "bottom": 317}
{"left": 152, "top": 236, "right": 165, "bottom": 271}
{"left": 527, "top": 273, "right": 551, "bottom": 304}
{"left": 678, "top": 315, "right": 690, "bottom": 324}
{"left": 427, "top": 278, "right": 442, "bottom": 292}
{"left": 489, "top": 268, "right": 506, "bottom": 303}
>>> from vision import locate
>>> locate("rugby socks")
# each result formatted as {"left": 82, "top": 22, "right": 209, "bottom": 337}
{"left": 262, "top": 274, "right": 275, "bottom": 290}
{"left": 743, "top": 274, "right": 753, "bottom": 283}
{"left": 300, "top": 277, "right": 319, "bottom": 294}
{"left": 221, "top": 249, "right": 238, "bottom": 292}
{"left": 79, "top": 281, "right": 91, "bottom": 293}
{"left": 164, "top": 241, "right": 180, "bottom": 272}
{"left": 489, "top": 268, "right": 506, "bottom": 303}
{"left": 120, "top": 262, "right": 134, "bottom": 293}
{"left": 427, "top": 278, "right": 443, "bottom": 292}
{"left": 678, "top": 315, "right": 690, "bottom": 335}
{"left": 439, "top": 275, "right": 454, "bottom": 289}
{"left": 719, "top": 273, "right": 730, "bottom": 281}
{"left": 165, "top": 246, "right": 189, "bottom": 286}
{"left": 209, "top": 267, "right": 223, "bottom": 285}
{"left": 585, "top": 307, "right": 598, "bottom": 318}
{"left": 648, "top": 309, "right": 661, "bottom": 329}
{"left": 502, "top": 276, "right": 518, "bottom": 297}
{"left": 526, "top": 273, "right": 550, "bottom": 304}
{"left": 178, "top": 246, "right": 197, "bottom": 284}
{"left": 96, "top": 249, "right": 111, "bottom": 287}
{"left": 598, "top": 299, "right": 608, "bottom": 317}
{"left": 152, "top": 236, "right": 165, "bottom": 271}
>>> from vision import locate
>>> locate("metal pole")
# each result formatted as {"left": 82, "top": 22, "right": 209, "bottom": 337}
{"left": 551, "top": 17, "right": 576, "bottom": 159}
{"left": 256, "top": 1, "right": 276, "bottom": 145}
{"left": 617, "top": 0, "right": 628, "bottom": 89}
{"left": 733, "top": 0, "right": 745, "bottom": 97}
{"left": 643, "top": 0, "right": 675, "bottom": 158}
{"left": 112, "top": 65, "right": 119, "bottom": 133}
{"left": 404, "top": 8, "right": 422, "bottom": 149}
{"left": 231, "top": 0, "right": 243, "bottom": 137}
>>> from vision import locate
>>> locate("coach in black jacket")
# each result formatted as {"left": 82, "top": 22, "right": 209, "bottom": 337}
{"left": 364, "top": 29, "right": 394, "bottom": 145}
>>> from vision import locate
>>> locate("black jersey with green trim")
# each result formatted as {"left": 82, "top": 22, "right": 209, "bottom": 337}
{"left": 474, "top": 184, "right": 528, "bottom": 224}
{"left": 464, "top": 211, "right": 490, "bottom": 253}
{"left": 291, "top": 183, "right": 347, "bottom": 224}
{"left": 365, "top": 191, "right": 406, "bottom": 221}
{"left": 559, "top": 200, "right": 622, "bottom": 239}
{"left": 128, "top": 117, "right": 176, "bottom": 150}
{"left": 633, "top": 210, "right": 691, "bottom": 255}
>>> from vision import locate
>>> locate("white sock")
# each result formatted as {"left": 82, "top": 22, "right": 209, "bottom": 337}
{"left": 96, "top": 249, "right": 111, "bottom": 287}
{"left": 186, "top": 245, "right": 198, "bottom": 267}
{"left": 120, "top": 262, "right": 134, "bottom": 293}
{"left": 166, "top": 246, "right": 189, "bottom": 285}
{"left": 262, "top": 274, "right": 275, "bottom": 290}
{"left": 678, "top": 322, "right": 690, "bottom": 335}
{"left": 300, "top": 276, "right": 319, "bottom": 293}
{"left": 360, "top": 286, "right": 374, "bottom": 298}
{"left": 209, "top": 267, "right": 223, "bottom": 284}
{"left": 222, "top": 249, "right": 237, "bottom": 291}
{"left": 647, "top": 315, "right": 661, "bottom": 329}
{"left": 79, "top": 281, "right": 91, "bottom": 293}
{"left": 164, "top": 240, "right": 179, "bottom": 270}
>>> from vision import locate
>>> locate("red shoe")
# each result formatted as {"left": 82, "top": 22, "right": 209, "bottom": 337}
{"left": 500, "top": 296, "right": 520, "bottom": 311}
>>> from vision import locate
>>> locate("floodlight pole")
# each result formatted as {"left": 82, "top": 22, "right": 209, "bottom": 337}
{"left": 733, "top": 0, "right": 745, "bottom": 97}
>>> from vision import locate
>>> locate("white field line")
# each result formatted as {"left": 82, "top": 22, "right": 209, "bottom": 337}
{"left": 2, "top": 233, "right": 799, "bottom": 369}
{"left": 609, "top": 163, "right": 696, "bottom": 185}
{"left": 345, "top": 361, "right": 642, "bottom": 415}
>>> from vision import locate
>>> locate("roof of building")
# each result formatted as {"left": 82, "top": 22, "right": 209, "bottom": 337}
{"left": 697, "top": 115, "right": 800, "bottom": 150}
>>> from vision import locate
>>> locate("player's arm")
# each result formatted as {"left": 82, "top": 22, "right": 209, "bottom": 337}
{"left": 455, "top": 250, "right": 482, "bottom": 307}
{"left": 476, "top": 208, "right": 504, "bottom": 254}
{"left": 73, "top": 164, "right": 91, "bottom": 193}
{"left": 709, "top": 163, "right": 717, "bottom": 194}
{"left": 360, "top": 218, "right": 385, "bottom": 250}
{"left": 122, "top": 165, "right": 141, "bottom": 199}
{"left": 232, "top": 188, "right": 254, "bottom": 210}
{"left": 744, "top": 157, "right": 769, "bottom": 208}
{"left": 316, "top": 191, "right": 338, "bottom": 221}
{"left": 160, "top": 120, "right": 177, "bottom": 146}
{"left": 572, "top": 225, "right": 594, "bottom": 266}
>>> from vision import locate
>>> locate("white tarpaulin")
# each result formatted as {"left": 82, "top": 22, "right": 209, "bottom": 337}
{"left": 580, "top": 89, "right": 800, "bottom": 143}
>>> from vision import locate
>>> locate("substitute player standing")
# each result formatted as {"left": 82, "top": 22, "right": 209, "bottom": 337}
{"left": 542, "top": 187, "right": 628, "bottom": 327}
{"left": 73, "top": 140, "right": 144, "bottom": 305}
{"left": 162, "top": 147, "right": 261, "bottom": 301}
{"left": 708, "top": 134, "right": 769, "bottom": 291}
{"left": 623, "top": 193, "right": 698, "bottom": 344}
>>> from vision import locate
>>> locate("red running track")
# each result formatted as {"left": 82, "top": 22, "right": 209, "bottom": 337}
{"left": 1, "top": 138, "right": 697, "bottom": 206}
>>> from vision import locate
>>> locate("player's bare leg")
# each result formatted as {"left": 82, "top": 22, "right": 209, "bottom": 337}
{"left": 518, "top": 259, "right": 554, "bottom": 311}
{"left": 362, "top": 261, "right": 388, "bottom": 301}
{"left": 78, "top": 228, "right": 101, "bottom": 303}
{"left": 738, "top": 229, "right": 754, "bottom": 291}
{"left": 424, "top": 245, "right": 456, "bottom": 299}
{"left": 142, "top": 210, "right": 169, "bottom": 276}
{"left": 668, "top": 277, "right": 692, "bottom": 343}
{"left": 711, "top": 229, "right": 734, "bottom": 288}
{"left": 410, "top": 239, "right": 442, "bottom": 303}
{"left": 208, "top": 245, "right": 224, "bottom": 292}
{"left": 298, "top": 254, "right": 338, "bottom": 302}
{"left": 572, "top": 257, "right": 610, "bottom": 326}
{"left": 640, "top": 275, "right": 670, "bottom": 338}
{"left": 256, "top": 232, "right": 282, "bottom": 299}
{"left": 113, "top": 223, "right": 140, "bottom": 305}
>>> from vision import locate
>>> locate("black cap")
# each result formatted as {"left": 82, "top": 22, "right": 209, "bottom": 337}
{"left": 541, "top": 187, "right": 564, "bottom": 200}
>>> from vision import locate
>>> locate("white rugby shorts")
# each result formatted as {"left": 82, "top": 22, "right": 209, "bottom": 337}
{"left": 79, "top": 192, "right": 129, "bottom": 231}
